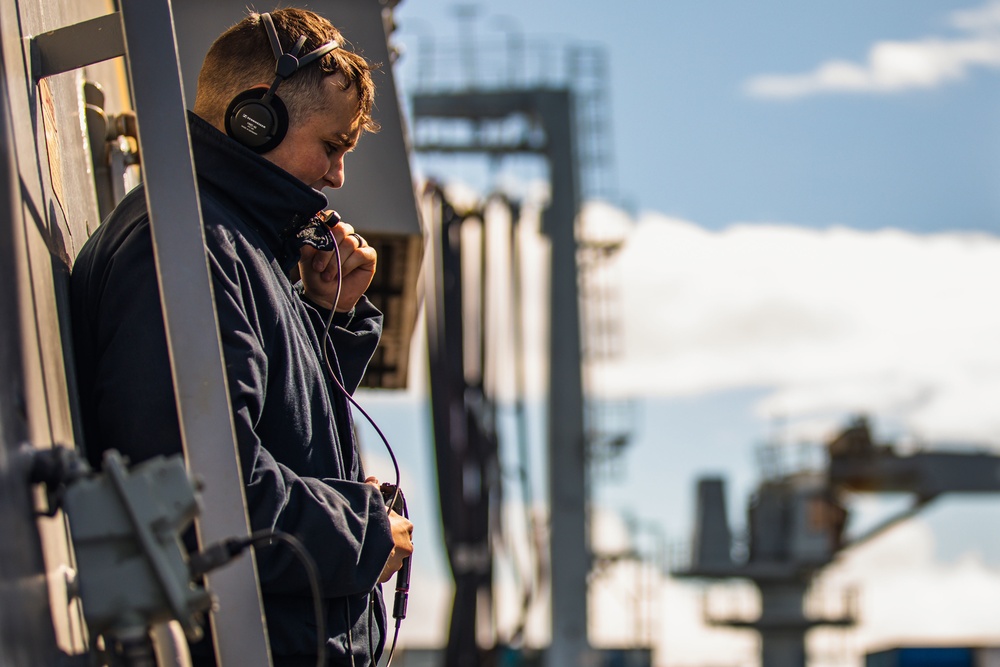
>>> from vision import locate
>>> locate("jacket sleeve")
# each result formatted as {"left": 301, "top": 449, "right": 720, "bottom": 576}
{"left": 298, "top": 293, "right": 383, "bottom": 395}
{"left": 241, "top": 449, "right": 392, "bottom": 597}
{"left": 205, "top": 249, "right": 393, "bottom": 598}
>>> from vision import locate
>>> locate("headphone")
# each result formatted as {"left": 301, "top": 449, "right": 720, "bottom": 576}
{"left": 225, "top": 12, "right": 340, "bottom": 153}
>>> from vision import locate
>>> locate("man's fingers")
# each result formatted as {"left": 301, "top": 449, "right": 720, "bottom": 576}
{"left": 329, "top": 221, "right": 355, "bottom": 245}
{"left": 315, "top": 242, "right": 374, "bottom": 282}
{"left": 299, "top": 244, "right": 317, "bottom": 263}
{"left": 308, "top": 220, "right": 375, "bottom": 281}
{"left": 313, "top": 250, "right": 334, "bottom": 273}
{"left": 337, "top": 246, "right": 376, "bottom": 277}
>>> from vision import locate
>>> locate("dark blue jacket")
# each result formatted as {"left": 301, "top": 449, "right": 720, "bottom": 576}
{"left": 70, "top": 112, "right": 393, "bottom": 665}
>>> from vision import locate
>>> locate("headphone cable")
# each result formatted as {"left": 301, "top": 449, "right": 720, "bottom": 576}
{"left": 318, "top": 218, "right": 401, "bottom": 494}
{"left": 315, "top": 214, "right": 406, "bottom": 666}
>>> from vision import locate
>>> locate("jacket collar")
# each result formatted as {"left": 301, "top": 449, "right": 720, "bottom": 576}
{"left": 187, "top": 111, "right": 328, "bottom": 268}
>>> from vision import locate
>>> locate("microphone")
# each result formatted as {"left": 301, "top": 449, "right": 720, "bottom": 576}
{"left": 321, "top": 209, "right": 341, "bottom": 227}
{"left": 379, "top": 483, "right": 411, "bottom": 622}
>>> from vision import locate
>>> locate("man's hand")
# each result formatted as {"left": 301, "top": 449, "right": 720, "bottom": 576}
{"left": 298, "top": 216, "right": 376, "bottom": 312}
{"left": 366, "top": 476, "right": 414, "bottom": 584}
{"left": 379, "top": 510, "right": 414, "bottom": 584}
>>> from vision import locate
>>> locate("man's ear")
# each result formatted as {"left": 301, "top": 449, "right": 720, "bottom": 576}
{"left": 225, "top": 84, "right": 291, "bottom": 153}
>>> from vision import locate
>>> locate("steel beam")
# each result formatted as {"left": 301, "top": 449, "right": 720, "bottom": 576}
{"left": 30, "top": 13, "right": 124, "bottom": 80}
{"left": 538, "top": 89, "right": 592, "bottom": 667}
{"left": 117, "top": 1, "right": 270, "bottom": 664}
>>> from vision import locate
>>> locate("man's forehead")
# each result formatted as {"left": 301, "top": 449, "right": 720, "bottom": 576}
{"left": 314, "top": 76, "right": 361, "bottom": 133}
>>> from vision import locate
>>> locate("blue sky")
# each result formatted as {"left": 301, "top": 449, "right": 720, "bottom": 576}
{"left": 354, "top": 1, "right": 1000, "bottom": 664}
{"left": 392, "top": 0, "right": 1000, "bottom": 233}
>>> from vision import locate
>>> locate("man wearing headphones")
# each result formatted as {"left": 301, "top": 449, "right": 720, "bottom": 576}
{"left": 70, "top": 8, "right": 413, "bottom": 666}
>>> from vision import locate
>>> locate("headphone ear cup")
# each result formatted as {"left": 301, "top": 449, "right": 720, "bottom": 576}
{"left": 224, "top": 89, "right": 289, "bottom": 153}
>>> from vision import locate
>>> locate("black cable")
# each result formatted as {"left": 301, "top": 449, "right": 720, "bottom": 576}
{"left": 189, "top": 529, "right": 326, "bottom": 667}
{"left": 256, "top": 531, "right": 326, "bottom": 667}
{"left": 345, "top": 599, "right": 356, "bottom": 667}
{"left": 366, "top": 590, "right": 400, "bottom": 667}
{"left": 380, "top": 622, "right": 403, "bottom": 667}
{"left": 368, "top": 595, "right": 376, "bottom": 665}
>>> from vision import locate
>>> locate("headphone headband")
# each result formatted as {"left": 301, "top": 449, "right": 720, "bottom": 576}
{"left": 260, "top": 12, "right": 340, "bottom": 85}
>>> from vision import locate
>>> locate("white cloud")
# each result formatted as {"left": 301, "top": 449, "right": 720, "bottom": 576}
{"left": 952, "top": 1, "right": 1000, "bottom": 33}
{"left": 818, "top": 519, "right": 1000, "bottom": 659}
{"left": 744, "top": 1, "right": 1000, "bottom": 98}
{"left": 597, "top": 212, "right": 1000, "bottom": 444}
{"left": 417, "top": 195, "right": 1000, "bottom": 445}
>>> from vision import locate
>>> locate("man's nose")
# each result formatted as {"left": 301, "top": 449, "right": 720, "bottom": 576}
{"left": 326, "top": 156, "right": 345, "bottom": 188}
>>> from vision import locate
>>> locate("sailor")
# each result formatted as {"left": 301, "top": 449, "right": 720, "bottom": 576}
{"left": 70, "top": 7, "right": 413, "bottom": 665}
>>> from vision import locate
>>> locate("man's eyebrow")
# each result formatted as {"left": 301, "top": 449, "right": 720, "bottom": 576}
{"left": 330, "top": 132, "right": 357, "bottom": 148}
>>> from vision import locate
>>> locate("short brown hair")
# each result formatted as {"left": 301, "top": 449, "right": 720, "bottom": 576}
{"left": 194, "top": 8, "right": 379, "bottom": 134}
